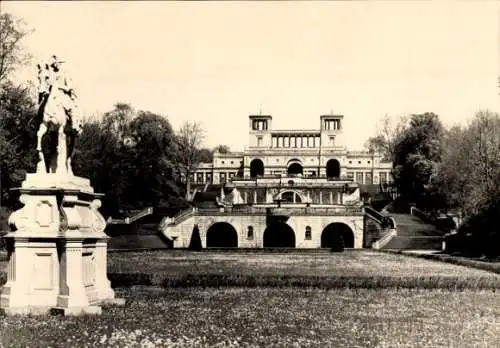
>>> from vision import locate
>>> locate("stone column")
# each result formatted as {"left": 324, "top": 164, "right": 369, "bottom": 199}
{"left": 55, "top": 239, "right": 101, "bottom": 315}
{"left": 319, "top": 191, "right": 323, "bottom": 204}
{"left": 254, "top": 190, "right": 257, "bottom": 204}
{"left": 329, "top": 191, "right": 333, "bottom": 204}
{"left": 92, "top": 238, "right": 121, "bottom": 304}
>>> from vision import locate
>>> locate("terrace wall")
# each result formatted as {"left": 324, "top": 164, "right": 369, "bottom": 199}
{"left": 162, "top": 214, "right": 364, "bottom": 249}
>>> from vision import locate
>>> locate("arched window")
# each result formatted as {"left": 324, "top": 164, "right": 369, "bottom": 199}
{"left": 247, "top": 226, "right": 254, "bottom": 240}
{"left": 250, "top": 159, "right": 264, "bottom": 178}
{"left": 305, "top": 226, "right": 312, "bottom": 240}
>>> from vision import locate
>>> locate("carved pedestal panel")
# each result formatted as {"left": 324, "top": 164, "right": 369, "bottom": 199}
{"left": 0, "top": 174, "right": 125, "bottom": 316}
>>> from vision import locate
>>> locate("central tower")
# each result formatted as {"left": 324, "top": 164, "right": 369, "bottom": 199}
{"left": 320, "top": 114, "right": 345, "bottom": 148}
{"left": 248, "top": 114, "right": 273, "bottom": 148}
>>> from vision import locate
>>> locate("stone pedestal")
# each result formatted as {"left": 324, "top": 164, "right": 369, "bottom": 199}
{"left": 0, "top": 173, "right": 125, "bottom": 316}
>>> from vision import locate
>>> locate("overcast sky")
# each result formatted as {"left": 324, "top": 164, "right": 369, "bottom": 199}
{"left": 4, "top": 1, "right": 499, "bottom": 151}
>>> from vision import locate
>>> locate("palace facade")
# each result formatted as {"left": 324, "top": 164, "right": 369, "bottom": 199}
{"left": 159, "top": 114, "right": 395, "bottom": 250}
{"left": 191, "top": 114, "right": 393, "bottom": 186}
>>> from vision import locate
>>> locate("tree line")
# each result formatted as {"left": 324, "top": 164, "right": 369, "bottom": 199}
{"left": 366, "top": 110, "right": 500, "bottom": 257}
{"left": 0, "top": 87, "right": 229, "bottom": 221}
{"left": 0, "top": 12, "right": 235, "bottom": 227}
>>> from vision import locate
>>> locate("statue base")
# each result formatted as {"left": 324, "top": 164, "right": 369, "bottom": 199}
{"left": 0, "top": 173, "right": 125, "bottom": 316}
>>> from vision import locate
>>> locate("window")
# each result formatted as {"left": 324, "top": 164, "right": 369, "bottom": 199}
{"left": 348, "top": 161, "right": 352, "bottom": 164}
{"left": 196, "top": 173, "right": 204, "bottom": 183}
{"left": 365, "top": 172, "right": 373, "bottom": 184}
{"left": 305, "top": 226, "right": 312, "bottom": 240}
{"left": 221, "top": 160, "right": 225, "bottom": 165}
{"left": 257, "top": 136, "right": 263, "bottom": 147}
{"left": 206, "top": 173, "right": 212, "bottom": 183}
{"left": 367, "top": 160, "right": 371, "bottom": 164}
{"left": 380, "top": 172, "right": 387, "bottom": 184}
{"left": 229, "top": 172, "right": 235, "bottom": 179}
{"left": 220, "top": 172, "right": 226, "bottom": 183}
{"left": 247, "top": 226, "right": 254, "bottom": 240}
{"left": 189, "top": 173, "right": 195, "bottom": 183}
{"left": 329, "top": 136, "right": 335, "bottom": 146}
{"left": 358, "top": 161, "right": 361, "bottom": 164}
{"left": 230, "top": 161, "right": 234, "bottom": 165}
{"left": 347, "top": 172, "right": 354, "bottom": 180}
{"left": 356, "top": 172, "right": 364, "bottom": 183}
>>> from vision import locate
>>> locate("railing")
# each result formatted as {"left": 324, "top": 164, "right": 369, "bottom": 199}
{"left": 173, "top": 207, "right": 196, "bottom": 222}
{"left": 372, "top": 229, "right": 397, "bottom": 249}
{"left": 410, "top": 206, "right": 460, "bottom": 233}
{"left": 159, "top": 207, "right": 197, "bottom": 230}
{"left": 410, "top": 206, "right": 428, "bottom": 222}
{"left": 233, "top": 174, "right": 354, "bottom": 181}
{"left": 107, "top": 207, "right": 153, "bottom": 225}
{"left": 364, "top": 206, "right": 396, "bottom": 229}
{"left": 196, "top": 206, "right": 364, "bottom": 216}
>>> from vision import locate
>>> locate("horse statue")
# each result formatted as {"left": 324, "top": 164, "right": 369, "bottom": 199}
{"left": 35, "top": 55, "right": 83, "bottom": 175}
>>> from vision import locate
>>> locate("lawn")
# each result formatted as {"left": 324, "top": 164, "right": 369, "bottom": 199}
{"left": 2, "top": 250, "right": 500, "bottom": 289}
{"left": 105, "top": 250, "right": 500, "bottom": 289}
{"left": 1, "top": 287, "right": 499, "bottom": 347}
{"left": 1, "top": 250, "right": 500, "bottom": 347}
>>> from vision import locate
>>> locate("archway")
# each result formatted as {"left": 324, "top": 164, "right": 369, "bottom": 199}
{"left": 321, "top": 223, "right": 354, "bottom": 248}
{"left": 278, "top": 190, "right": 304, "bottom": 204}
{"left": 206, "top": 222, "right": 238, "bottom": 248}
{"left": 326, "top": 159, "right": 341, "bottom": 178}
{"left": 287, "top": 163, "right": 303, "bottom": 176}
{"left": 263, "top": 223, "right": 296, "bottom": 248}
{"left": 250, "top": 159, "right": 264, "bottom": 178}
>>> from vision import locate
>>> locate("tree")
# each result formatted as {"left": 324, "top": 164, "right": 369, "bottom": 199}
{"left": 101, "top": 103, "right": 135, "bottom": 143}
{"left": 198, "top": 148, "right": 213, "bottom": 163}
{"left": 129, "top": 111, "right": 183, "bottom": 210}
{"left": 176, "top": 121, "right": 205, "bottom": 198}
{"left": 0, "top": 13, "right": 33, "bottom": 84}
{"left": 391, "top": 113, "right": 444, "bottom": 204}
{"left": 0, "top": 83, "right": 38, "bottom": 209}
{"left": 432, "top": 110, "right": 500, "bottom": 217}
{"left": 364, "top": 114, "right": 408, "bottom": 162}
{"left": 214, "top": 144, "right": 230, "bottom": 154}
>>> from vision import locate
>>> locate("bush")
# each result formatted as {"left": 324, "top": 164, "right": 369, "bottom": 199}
{"left": 0, "top": 207, "right": 11, "bottom": 233}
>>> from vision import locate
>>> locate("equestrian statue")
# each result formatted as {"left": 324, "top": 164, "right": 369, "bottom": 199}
{"left": 35, "top": 55, "right": 83, "bottom": 175}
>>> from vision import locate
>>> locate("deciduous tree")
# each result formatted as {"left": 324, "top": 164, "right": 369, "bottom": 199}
{"left": 364, "top": 113, "right": 408, "bottom": 162}
{"left": 391, "top": 112, "right": 444, "bottom": 204}
{"left": 0, "top": 13, "right": 33, "bottom": 84}
{"left": 176, "top": 121, "right": 205, "bottom": 198}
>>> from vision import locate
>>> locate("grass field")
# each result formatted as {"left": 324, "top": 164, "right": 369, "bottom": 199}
{"left": 104, "top": 250, "right": 500, "bottom": 289}
{"left": 1, "top": 287, "right": 499, "bottom": 347}
{"left": 1, "top": 250, "right": 500, "bottom": 347}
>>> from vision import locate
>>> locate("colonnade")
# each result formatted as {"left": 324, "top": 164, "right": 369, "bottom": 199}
{"left": 271, "top": 134, "right": 320, "bottom": 148}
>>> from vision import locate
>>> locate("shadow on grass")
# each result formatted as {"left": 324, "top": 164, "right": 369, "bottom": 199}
{"left": 106, "top": 272, "right": 500, "bottom": 290}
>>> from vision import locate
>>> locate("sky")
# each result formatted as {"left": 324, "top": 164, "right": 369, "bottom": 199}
{"left": 4, "top": 1, "right": 500, "bottom": 151}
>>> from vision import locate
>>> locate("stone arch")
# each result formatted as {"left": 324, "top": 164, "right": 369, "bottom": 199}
{"left": 321, "top": 222, "right": 354, "bottom": 248}
{"left": 263, "top": 222, "right": 296, "bottom": 248}
{"left": 206, "top": 222, "right": 238, "bottom": 248}
{"left": 276, "top": 189, "right": 306, "bottom": 203}
{"left": 326, "top": 159, "right": 341, "bottom": 178}
{"left": 287, "top": 159, "right": 303, "bottom": 176}
{"left": 250, "top": 159, "right": 264, "bottom": 178}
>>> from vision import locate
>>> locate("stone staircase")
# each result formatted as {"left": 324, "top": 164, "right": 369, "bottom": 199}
{"left": 382, "top": 213, "right": 445, "bottom": 250}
